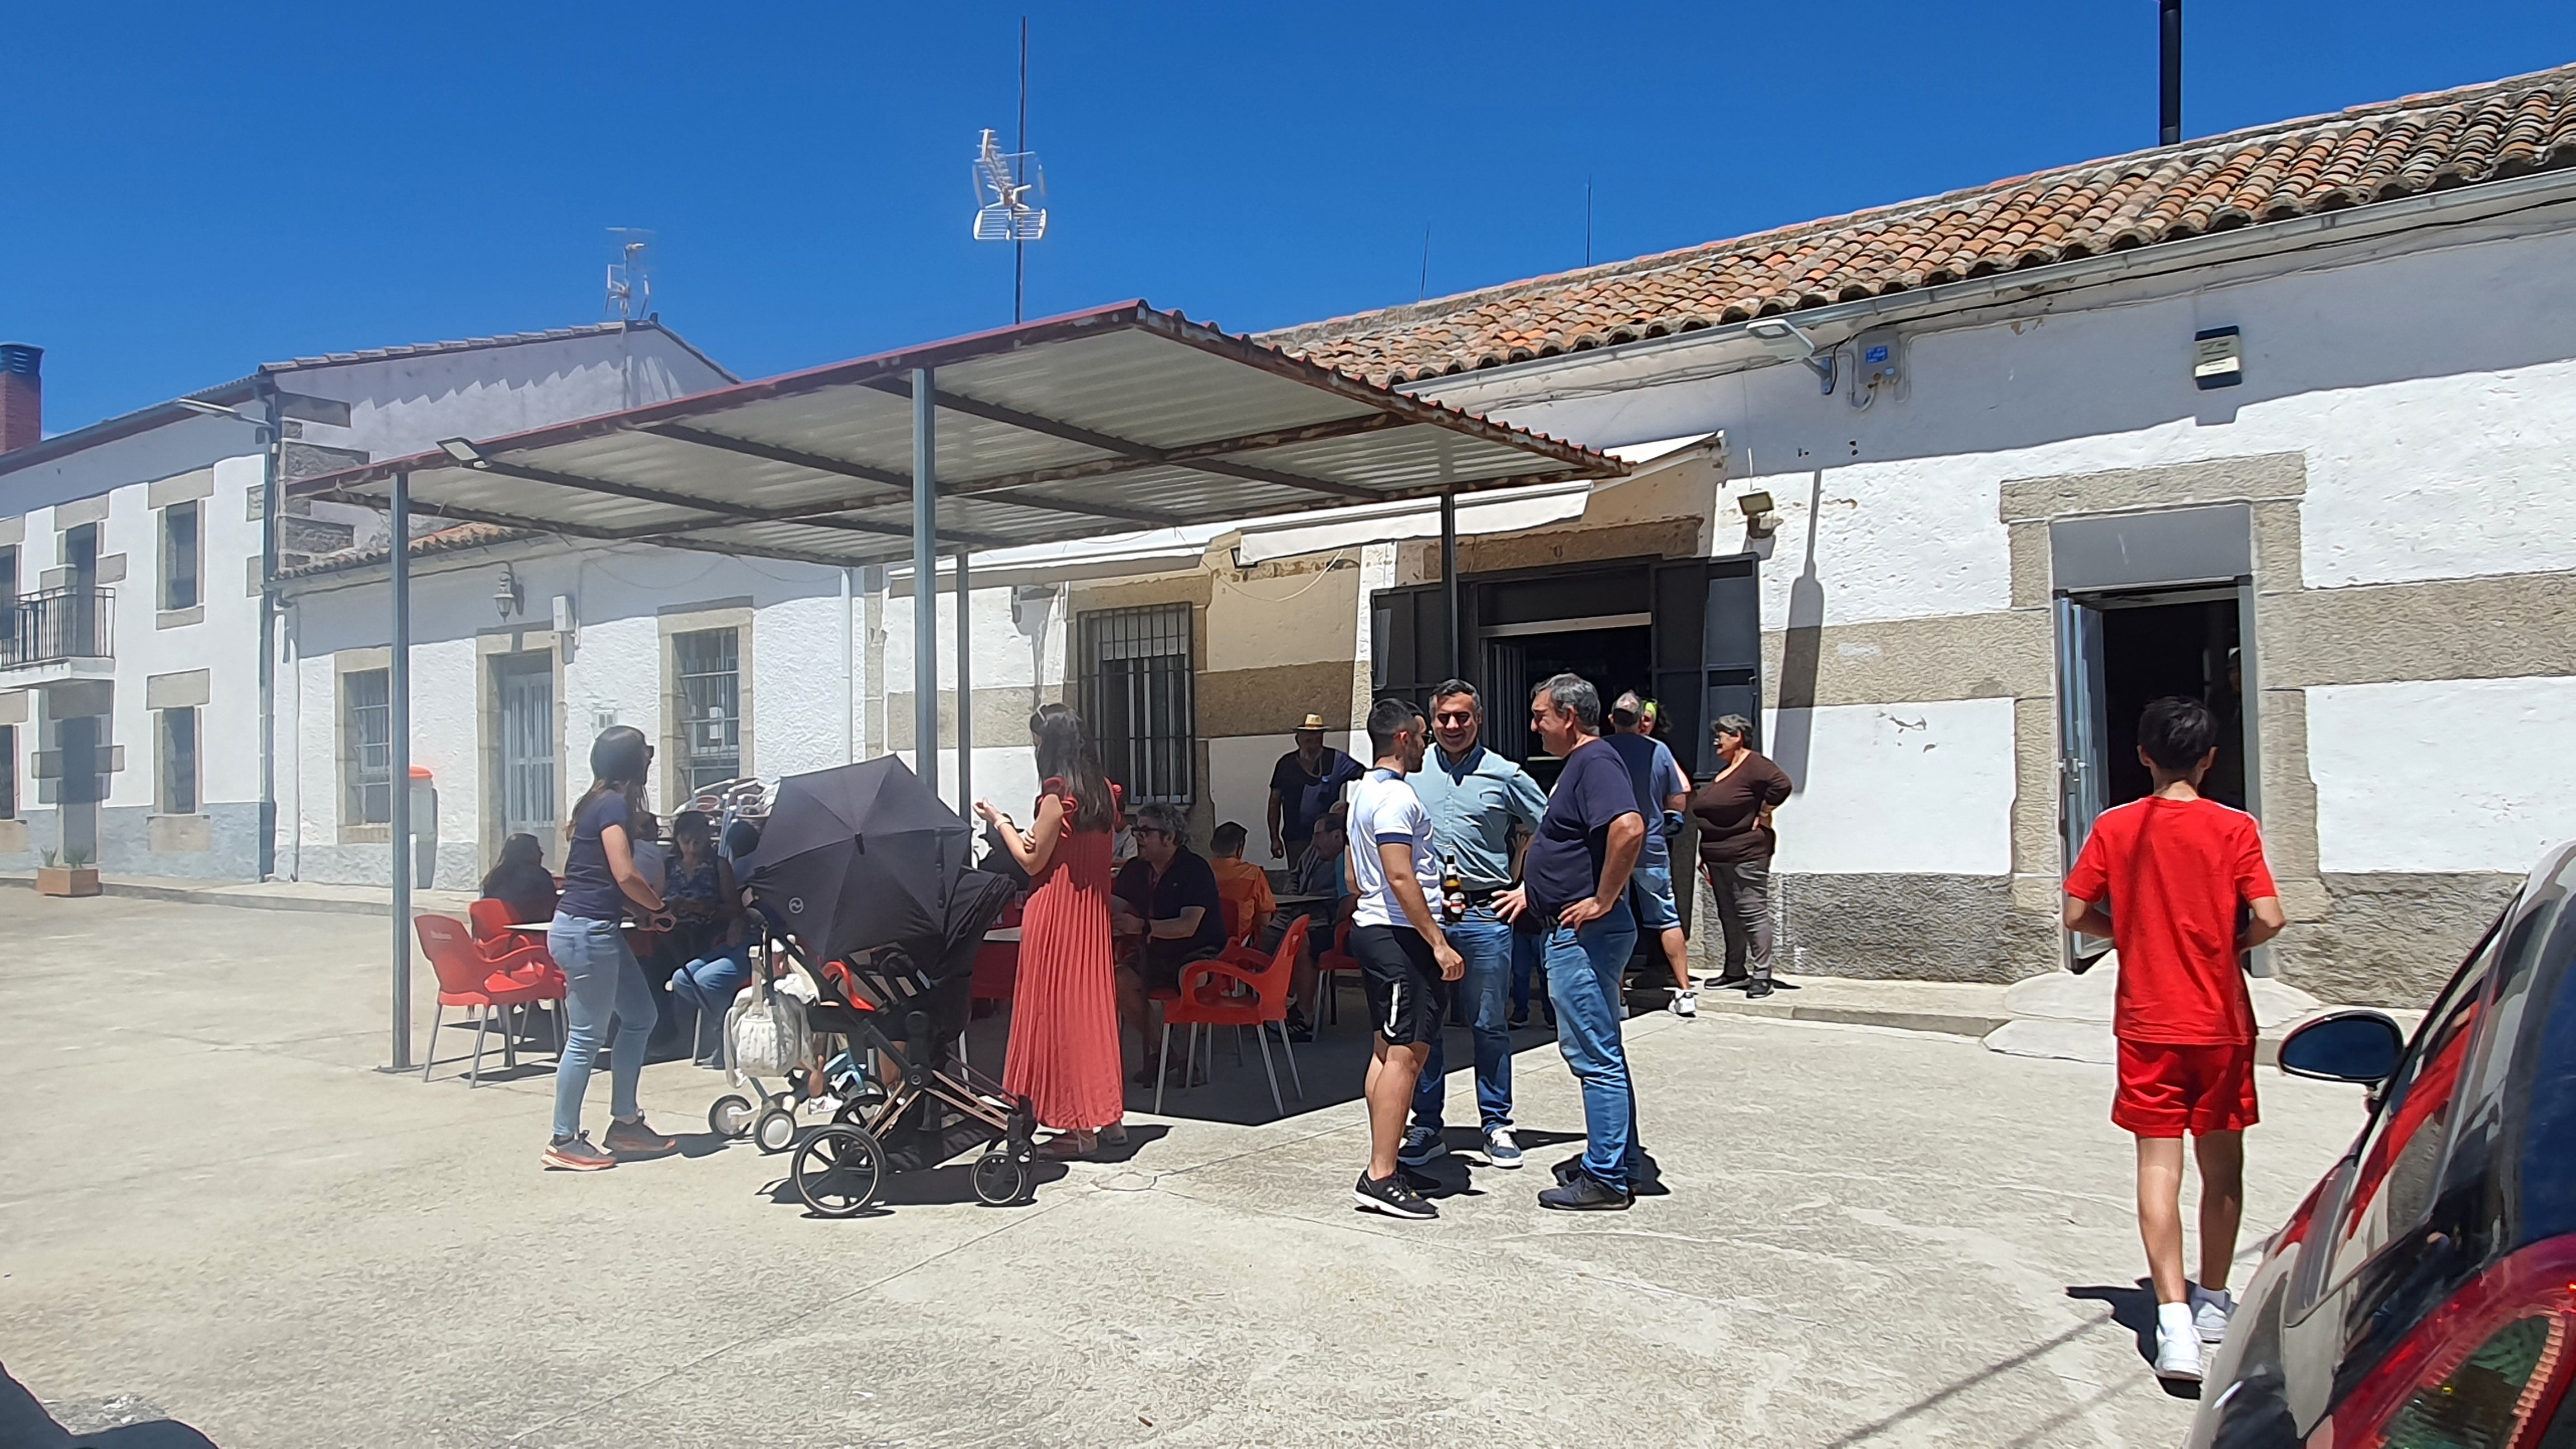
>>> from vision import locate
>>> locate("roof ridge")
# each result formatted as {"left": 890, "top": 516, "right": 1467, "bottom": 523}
{"left": 1263, "top": 60, "right": 2576, "bottom": 372}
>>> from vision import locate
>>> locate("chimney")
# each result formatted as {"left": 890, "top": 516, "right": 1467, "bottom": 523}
{"left": 0, "top": 344, "right": 40, "bottom": 454}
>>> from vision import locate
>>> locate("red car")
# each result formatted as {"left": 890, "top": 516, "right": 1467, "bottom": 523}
{"left": 2185, "top": 840, "right": 2576, "bottom": 1448}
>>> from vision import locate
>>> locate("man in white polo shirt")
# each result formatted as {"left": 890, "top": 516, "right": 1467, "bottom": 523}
{"left": 1346, "top": 696, "right": 1465, "bottom": 1220}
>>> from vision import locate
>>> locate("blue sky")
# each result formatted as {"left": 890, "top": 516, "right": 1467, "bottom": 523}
{"left": 9, "top": 2, "right": 2573, "bottom": 434}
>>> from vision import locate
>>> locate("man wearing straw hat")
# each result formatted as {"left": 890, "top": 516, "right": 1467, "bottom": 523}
{"left": 1267, "top": 712, "right": 1363, "bottom": 865}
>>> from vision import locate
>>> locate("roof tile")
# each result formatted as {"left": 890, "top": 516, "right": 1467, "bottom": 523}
{"left": 1268, "top": 65, "right": 2576, "bottom": 384}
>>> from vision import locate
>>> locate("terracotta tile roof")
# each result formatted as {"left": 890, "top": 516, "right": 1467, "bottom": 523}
{"left": 1268, "top": 64, "right": 2576, "bottom": 385}
{"left": 277, "top": 520, "right": 529, "bottom": 579}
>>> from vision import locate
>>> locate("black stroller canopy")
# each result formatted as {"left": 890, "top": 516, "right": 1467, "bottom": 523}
{"left": 743, "top": 757, "right": 976, "bottom": 960}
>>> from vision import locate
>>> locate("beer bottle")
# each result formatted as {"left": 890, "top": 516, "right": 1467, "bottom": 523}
{"left": 1442, "top": 854, "right": 1466, "bottom": 924}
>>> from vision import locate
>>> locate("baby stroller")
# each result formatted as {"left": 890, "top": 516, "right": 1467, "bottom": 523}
{"left": 711, "top": 758, "right": 1037, "bottom": 1215}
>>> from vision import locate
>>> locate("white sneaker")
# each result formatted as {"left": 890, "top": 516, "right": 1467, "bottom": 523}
{"left": 2190, "top": 1285, "right": 2235, "bottom": 1346}
{"left": 2154, "top": 1305, "right": 2204, "bottom": 1381}
{"left": 1670, "top": 990, "right": 1698, "bottom": 1019}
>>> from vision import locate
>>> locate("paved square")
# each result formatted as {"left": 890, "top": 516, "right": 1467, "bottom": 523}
{"left": 2, "top": 892, "right": 2366, "bottom": 1447}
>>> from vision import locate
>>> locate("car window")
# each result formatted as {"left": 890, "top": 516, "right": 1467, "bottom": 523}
{"left": 2324, "top": 939, "right": 2498, "bottom": 1290}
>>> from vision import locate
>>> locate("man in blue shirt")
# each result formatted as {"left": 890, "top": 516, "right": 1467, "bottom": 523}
{"left": 1403, "top": 679, "right": 1550, "bottom": 1171}
{"left": 1604, "top": 690, "right": 1697, "bottom": 1018}
{"left": 1497, "top": 673, "right": 1647, "bottom": 1211}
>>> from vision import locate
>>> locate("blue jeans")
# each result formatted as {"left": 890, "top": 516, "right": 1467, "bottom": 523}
{"left": 1411, "top": 910, "right": 1517, "bottom": 1133}
{"left": 670, "top": 953, "right": 751, "bottom": 1059}
{"left": 1543, "top": 903, "right": 1640, "bottom": 1191}
{"left": 548, "top": 913, "right": 655, "bottom": 1140}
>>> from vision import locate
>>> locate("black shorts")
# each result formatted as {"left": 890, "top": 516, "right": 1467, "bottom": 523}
{"left": 1131, "top": 940, "right": 1222, "bottom": 993}
{"left": 1350, "top": 923, "right": 1448, "bottom": 1047}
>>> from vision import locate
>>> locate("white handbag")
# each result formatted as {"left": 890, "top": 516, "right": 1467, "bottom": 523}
{"left": 724, "top": 973, "right": 811, "bottom": 1085}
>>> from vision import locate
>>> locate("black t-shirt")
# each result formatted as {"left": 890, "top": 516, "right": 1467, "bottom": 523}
{"left": 1115, "top": 847, "right": 1231, "bottom": 958}
{"left": 1270, "top": 747, "right": 1362, "bottom": 844}
{"left": 559, "top": 792, "right": 634, "bottom": 922}
{"left": 1524, "top": 737, "right": 1645, "bottom": 915}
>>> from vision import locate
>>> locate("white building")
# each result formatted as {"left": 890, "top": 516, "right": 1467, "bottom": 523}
{"left": 0, "top": 322, "right": 732, "bottom": 880}
{"left": 273, "top": 64, "right": 2576, "bottom": 1007}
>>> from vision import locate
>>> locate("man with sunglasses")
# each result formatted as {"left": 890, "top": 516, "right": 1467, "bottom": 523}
{"left": 1112, "top": 803, "right": 1232, "bottom": 1083}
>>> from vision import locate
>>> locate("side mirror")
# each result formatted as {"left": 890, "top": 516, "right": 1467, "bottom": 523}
{"left": 2279, "top": 1010, "right": 2406, "bottom": 1085}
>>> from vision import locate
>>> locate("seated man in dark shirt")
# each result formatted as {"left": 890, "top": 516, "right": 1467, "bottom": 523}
{"left": 1111, "top": 802, "right": 1232, "bottom": 1082}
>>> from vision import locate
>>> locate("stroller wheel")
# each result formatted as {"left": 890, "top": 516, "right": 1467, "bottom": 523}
{"left": 708, "top": 1093, "right": 756, "bottom": 1140}
{"left": 793, "top": 1124, "right": 885, "bottom": 1218}
{"left": 972, "top": 1149, "right": 1033, "bottom": 1206}
{"left": 753, "top": 1106, "right": 799, "bottom": 1155}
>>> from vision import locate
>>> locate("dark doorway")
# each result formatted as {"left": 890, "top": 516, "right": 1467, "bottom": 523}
{"left": 1486, "top": 624, "right": 1651, "bottom": 788}
{"left": 2098, "top": 593, "right": 2246, "bottom": 811}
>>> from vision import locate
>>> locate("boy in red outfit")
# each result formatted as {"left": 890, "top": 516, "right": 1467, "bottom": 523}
{"left": 2063, "top": 695, "right": 2286, "bottom": 1384}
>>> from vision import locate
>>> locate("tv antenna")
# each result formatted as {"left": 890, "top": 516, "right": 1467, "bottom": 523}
{"left": 972, "top": 18, "right": 1044, "bottom": 321}
{"left": 604, "top": 229, "right": 655, "bottom": 321}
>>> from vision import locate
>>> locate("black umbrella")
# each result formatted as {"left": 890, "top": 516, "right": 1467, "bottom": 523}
{"left": 741, "top": 757, "right": 973, "bottom": 959}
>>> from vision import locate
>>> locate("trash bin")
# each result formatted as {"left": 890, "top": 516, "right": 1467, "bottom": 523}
{"left": 409, "top": 765, "right": 438, "bottom": 889}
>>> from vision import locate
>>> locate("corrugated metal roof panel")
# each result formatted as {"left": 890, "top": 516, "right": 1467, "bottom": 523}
{"left": 283, "top": 302, "right": 1623, "bottom": 571}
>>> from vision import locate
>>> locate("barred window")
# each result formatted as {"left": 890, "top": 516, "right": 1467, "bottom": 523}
{"left": 673, "top": 628, "right": 742, "bottom": 792}
{"left": 344, "top": 669, "right": 391, "bottom": 825}
{"left": 1076, "top": 604, "right": 1194, "bottom": 806}
{"left": 0, "top": 723, "right": 16, "bottom": 820}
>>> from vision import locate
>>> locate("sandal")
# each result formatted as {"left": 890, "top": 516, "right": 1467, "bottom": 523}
{"left": 1036, "top": 1131, "right": 1096, "bottom": 1161}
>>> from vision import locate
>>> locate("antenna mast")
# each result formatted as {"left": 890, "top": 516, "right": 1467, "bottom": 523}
{"left": 1016, "top": 16, "right": 1029, "bottom": 324}
{"left": 604, "top": 228, "right": 655, "bottom": 322}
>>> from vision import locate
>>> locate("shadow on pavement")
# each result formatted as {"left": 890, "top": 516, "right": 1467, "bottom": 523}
{"left": 2066, "top": 1281, "right": 2201, "bottom": 1399}
{"left": 3, "top": 1365, "right": 220, "bottom": 1448}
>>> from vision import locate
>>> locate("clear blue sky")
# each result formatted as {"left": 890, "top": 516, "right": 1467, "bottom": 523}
{"left": 10, "top": 2, "right": 2573, "bottom": 434}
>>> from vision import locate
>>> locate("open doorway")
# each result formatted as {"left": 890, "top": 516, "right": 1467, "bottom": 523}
{"left": 2057, "top": 583, "right": 2255, "bottom": 964}
{"left": 1484, "top": 622, "right": 1651, "bottom": 788}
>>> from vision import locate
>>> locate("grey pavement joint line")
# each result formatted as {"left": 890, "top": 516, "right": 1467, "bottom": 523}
{"left": 491, "top": 1199, "right": 1066, "bottom": 1448}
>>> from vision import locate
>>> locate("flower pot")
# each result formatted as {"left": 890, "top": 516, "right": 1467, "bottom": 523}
{"left": 36, "top": 866, "right": 100, "bottom": 898}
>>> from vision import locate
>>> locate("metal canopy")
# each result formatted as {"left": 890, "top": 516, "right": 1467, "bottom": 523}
{"left": 287, "top": 301, "right": 1626, "bottom": 566}
{"left": 342, "top": 301, "right": 1625, "bottom": 1074}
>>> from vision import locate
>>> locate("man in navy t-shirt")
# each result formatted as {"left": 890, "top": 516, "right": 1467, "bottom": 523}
{"left": 1497, "top": 673, "right": 1647, "bottom": 1211}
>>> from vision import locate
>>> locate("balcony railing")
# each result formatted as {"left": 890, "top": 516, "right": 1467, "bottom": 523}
{"left": 2, "top": 586, "right": 115, "bottom": 669}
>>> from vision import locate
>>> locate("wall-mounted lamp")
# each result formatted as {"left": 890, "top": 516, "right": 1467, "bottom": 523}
{"left": 436, "top": 437, "right": 490, "bottom": 466}
{"left": 1737, "top": 489, "right": 1781, "bottom": 537}
{"left": 494, "top": 564, "right": 524, "bottom": 619}
{"left": 1746, "top": 318, "right": 1836, "bottom": 395}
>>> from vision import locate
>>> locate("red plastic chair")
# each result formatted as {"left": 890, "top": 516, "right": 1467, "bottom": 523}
{"left": 1156, "top": 916, "right": 1308, "bottom": 1119}
{"left": 466, "top": 899, "right": 566, "bottom": 983}
{"left": 416, "top": 915, "right": 556, "bottom": 1086}
{"left": 1311, "top": 910, "right": 1361, "bottom": 1027}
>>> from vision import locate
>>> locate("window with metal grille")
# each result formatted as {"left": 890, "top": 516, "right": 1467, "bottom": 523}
{"left": 0, "top": 724, "right": 15, "bottom": 820}
{"left": 344, "top": 669, "right": 391, "bottom": 825}
{"left": 1076, "top": 604, "right": 1194, "bottom": 806}
{"left": 673, "top": 628, "right": 742, "bottom": 791}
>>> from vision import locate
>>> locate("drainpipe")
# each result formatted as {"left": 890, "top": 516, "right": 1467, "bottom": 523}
{"left": 255, "top": 373, "right": 282, "bottom": 879}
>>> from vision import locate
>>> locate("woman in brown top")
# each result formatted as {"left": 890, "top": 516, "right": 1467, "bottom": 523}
{"left": 1689, "top": 714, "right": 1794, "bottom": 998}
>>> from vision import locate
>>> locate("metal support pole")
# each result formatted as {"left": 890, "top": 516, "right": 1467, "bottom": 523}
{"left": 911, "top": 367, "right": 940, "bottom": 795}
{"left": 388, "top": 468, "right": 414, "bottom": 1070}
{"left": 1439, "top": 489, "right": 1460, "bottom": 681}
{"left": 2158, "top": 0, "right": 2182, "bottom": 146}
{"left": 839, "top": 566, "right": 856, "bottom": 763}
{"left": 955, "top": 547, "right": 973, "bottom": 815}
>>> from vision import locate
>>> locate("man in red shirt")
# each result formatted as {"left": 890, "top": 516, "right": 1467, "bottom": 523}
{"left": 2063, "top": 695, "right": 2285, "bottom": 1384}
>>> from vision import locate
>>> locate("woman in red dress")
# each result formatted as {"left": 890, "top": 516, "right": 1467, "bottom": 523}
{"left": 974, "top": 705, "right": 1125, "bottom": 1158}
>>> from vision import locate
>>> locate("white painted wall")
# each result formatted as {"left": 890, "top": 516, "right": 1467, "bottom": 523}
{"left": 1761, "top": 698, "right": 2019, "bottom": 877}
{"left": 2309, "top": 676, "right": 2576, "bottom": 874}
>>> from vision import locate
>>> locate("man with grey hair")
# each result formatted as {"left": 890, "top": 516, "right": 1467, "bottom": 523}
{"left": 1112, "top": 802, "right": 1232, "bottom": 1081}
{"left": 1497, "top": 672, "right": 1649, "bottom": 1210}
{"left": 1687, "top": 714, "right": 1794, "bottom": 998}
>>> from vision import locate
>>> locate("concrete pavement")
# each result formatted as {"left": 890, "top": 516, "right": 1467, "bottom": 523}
{"left": 1, "top": 891, "right": 2374, "bottom": 1447}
